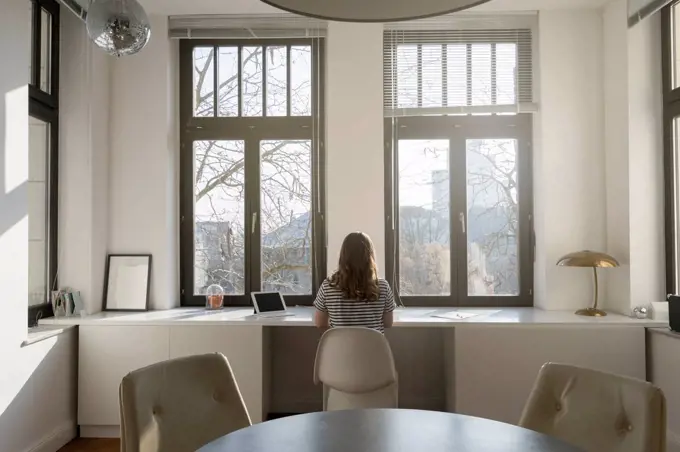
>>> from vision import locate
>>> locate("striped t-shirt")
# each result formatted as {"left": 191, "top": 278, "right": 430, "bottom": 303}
{"left": 313, "top": 278, "right": 396, "bottom": 333}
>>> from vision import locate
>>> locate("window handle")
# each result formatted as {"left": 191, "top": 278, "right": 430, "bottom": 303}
{"left": 459, "top": 212, "right": 466, "bottom": 234}
{"left": 251, "top": 212, "right": 258, "bottom": 234}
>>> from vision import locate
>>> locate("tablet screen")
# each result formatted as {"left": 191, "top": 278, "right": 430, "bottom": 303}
{"left": 254, "top": 292, "right": 285, "bottom": 312}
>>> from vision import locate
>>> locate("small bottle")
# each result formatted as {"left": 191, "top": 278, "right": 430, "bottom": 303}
{"left": 205, "top": 284, "right": 224, "bottom": 310}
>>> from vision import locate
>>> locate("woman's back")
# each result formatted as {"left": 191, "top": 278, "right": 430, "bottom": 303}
{"left": 314, "top": 278, "right": 395, "bottom": 333}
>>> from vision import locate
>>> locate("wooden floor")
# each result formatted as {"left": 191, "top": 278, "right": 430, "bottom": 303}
{"left": 59, "top": 438, "right": 120, "bottom": 452}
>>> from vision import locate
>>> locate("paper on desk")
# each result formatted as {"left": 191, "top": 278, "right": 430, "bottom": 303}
{"left": 431, "top": 311, "right": 481, "bottom": 320}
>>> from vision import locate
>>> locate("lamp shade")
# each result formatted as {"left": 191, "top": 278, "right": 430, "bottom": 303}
{"left": 259, "top": 0, "right": 492, "bottom": 22}
{"left": 556, "top": 250, "right": 619, "bottom": 268}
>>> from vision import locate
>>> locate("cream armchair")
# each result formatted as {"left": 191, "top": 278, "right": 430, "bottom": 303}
{"left": 520, "top": 363, "right": 666, "bottom": 452}
{"left": 119, "top": 353, "right": 251, "bottom": 452}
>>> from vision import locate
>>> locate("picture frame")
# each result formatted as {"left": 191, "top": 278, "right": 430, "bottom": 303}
{"left": 103, "top": 254, "right": 152, "bottom": 312}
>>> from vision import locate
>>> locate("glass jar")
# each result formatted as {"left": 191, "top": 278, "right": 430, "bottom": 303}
{"left": 205, "top": 284, "right": 224, "bottom": 310}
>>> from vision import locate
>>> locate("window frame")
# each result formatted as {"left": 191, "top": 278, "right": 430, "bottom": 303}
{"left": 663, "top": 2, "right": 680, "bottom": 296}
{"left": 384, "top": 114, "right": 534, "bottom": 307}
{"left": 178, "top": 38, "right": 327, "bottom": 307}
{"left": 28, "top": 0, "right": 59, "bottom": 326}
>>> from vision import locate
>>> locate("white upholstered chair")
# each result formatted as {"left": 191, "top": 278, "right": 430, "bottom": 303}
{"left": 119, "top": 353, "right": 251, "bottom": 452}
{"left": 314, "top": 327, "right": 398, "bottom": 411}
{"left": 520, "top": 362, "right": 666, "bottom": 452}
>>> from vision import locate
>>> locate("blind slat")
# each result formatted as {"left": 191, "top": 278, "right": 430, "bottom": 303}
{"left": 384, "top": 26, "right": 534, "bottom": 117}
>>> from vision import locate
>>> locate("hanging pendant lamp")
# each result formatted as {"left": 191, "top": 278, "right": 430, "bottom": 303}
{"left": 258, "top": 0, "right": 492, "bottom": 22}
{"left": 86, "top": 0, "right": 151, "bottom": 57}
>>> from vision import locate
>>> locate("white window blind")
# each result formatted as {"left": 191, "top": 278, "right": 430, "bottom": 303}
{"left": 384, "top": 15, "right": 535, "bottom": 117}
{"left": 168, "top": 14, "right": 327, "bottom": 39}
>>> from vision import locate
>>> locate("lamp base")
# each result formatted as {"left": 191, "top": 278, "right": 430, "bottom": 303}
{"left": 575, "top": 307, "right": 607, "bottom": 317}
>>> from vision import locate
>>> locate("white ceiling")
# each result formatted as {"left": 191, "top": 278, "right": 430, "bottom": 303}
{"left": 80, "top": 0, "right": 611, "bottom": 16}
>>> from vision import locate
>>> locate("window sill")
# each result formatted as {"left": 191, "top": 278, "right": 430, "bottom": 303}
{"left": 22, "top": 325, "right": 75, "bottom": 347}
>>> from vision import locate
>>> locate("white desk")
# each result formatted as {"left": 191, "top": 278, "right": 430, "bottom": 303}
{"left": 41, "top": 307, "right": 666, "bottom": 437}
{"left": 40, "top": 306, "right": 664, "bottom": 327}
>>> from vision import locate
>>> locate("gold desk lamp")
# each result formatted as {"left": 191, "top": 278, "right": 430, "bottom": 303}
{"left": 556, "top": 250, "right": 619, "bottom": 317}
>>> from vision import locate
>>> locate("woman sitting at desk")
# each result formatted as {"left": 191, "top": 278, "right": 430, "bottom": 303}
{"left": 314, "top": 232, "right": 395, "bottom": 332}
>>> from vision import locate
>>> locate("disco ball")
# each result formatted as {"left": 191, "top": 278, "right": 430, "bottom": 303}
{"left": 86, "top": 0, "right": 151, "bottom": 57}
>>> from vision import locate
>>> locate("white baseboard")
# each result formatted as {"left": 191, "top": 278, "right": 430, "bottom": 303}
{"left": 25, "top": 423, "right": 76, "bottom": 452}
{"left": 668, "top": 430, "right": 680, "bottom": 452}
{"left": 80, "top": 425, "right": 120, "bottom": 438}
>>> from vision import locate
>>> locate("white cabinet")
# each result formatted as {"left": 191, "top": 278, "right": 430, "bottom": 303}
{"left": 77, "top": 324, "right": 266, "bottom": 434}
{"left": 452, "top": 326, "right": 646, "bottom": 424}
{"left": 169, "top": 325, "right": 265, "bottom": 422}
{"left": 78, "top": 326, "right": 170, "bottom": 426}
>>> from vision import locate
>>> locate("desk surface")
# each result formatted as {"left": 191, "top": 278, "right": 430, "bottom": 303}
{"left": 198, "top": 409, "right": 582, "bottom": 452}
{"left": 39, "top": 306, "right": 665, "bottom": 327}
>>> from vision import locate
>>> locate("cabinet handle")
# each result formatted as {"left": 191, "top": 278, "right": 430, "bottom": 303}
{"left": 459, "top": 212, "right": 466, "bottom": 234}
{"left": 251, "top": 212, "right": 258, "bottom": 234}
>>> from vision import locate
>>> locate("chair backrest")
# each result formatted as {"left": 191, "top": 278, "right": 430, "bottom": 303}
{"left": 119, "top": 353, "right": 251, "bottom": 452}
{"left": 519, "top": 363, "right": 666, "bottom": 452}
{"left": 314, "top": 327, "right": 397, "bottom": 393}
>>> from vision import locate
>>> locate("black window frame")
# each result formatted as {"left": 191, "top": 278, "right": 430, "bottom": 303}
{"left": 383, "top": 29, "right": 534, "bottom": 307}
{"left": 663, "top": 2, "right": 680, "bottom": 297}
{"left": 28, "top": 0, "right": 59, "bottom": 326}
{"left": 385, "top": 114, "right": 534, "bottom": 307}
{"left": 179, "top": 38, "right": 326, "bottom": 307}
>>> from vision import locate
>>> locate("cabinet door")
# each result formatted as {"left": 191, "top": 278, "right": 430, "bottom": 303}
{"left": 169, "top": 326, "right": 264, "bottom": 422}
{"left": 453, "top": 326, "right": 645, "bottom": 424}
{"left": 78, "top": 326, "right": 170, "bottom": 425}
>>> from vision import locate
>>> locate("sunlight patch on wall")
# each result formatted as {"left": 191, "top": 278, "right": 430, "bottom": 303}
{"left": 4, "top": 86, "right": 28, "bottom": 194}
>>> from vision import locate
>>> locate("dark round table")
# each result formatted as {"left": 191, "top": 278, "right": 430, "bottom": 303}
{"left": 198, "top": 409, "right": 582, "bottom": 452}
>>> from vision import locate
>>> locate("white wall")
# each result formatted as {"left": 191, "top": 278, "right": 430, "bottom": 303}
{"left": 0, "top": 2, "right": 77, "bottom": 451}
{"left": 0, "top": 0, "right": 30, "bottom": 349}
{"left": 326, "top": 22, "right": 385, "bottom": 275}
{"left": 59, "top": 12, "right": 110, "bottom": 313}
{"left": 602, "top": 0, "right": 665, "bottom": 313}
{"left": 109, "top": 15, "right": 179, "bottom": 310}
{"left": 87, "top": 7, "right": 663, "bottom": 312}
{"left": 534, "top": 11, "right": 606, "bottom": 310}
{"left": 603, "top": 0, "right": 632, "bottom": 310}
{"left": 627, "top": 12, "right": 664, "bottom": 308}
{"left": 0, "top": 330, "right": 78, "bottom": 452}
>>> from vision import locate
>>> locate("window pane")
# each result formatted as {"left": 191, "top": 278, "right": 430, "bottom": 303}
{"left": 421, "top": 45, "right": 442, "bottom": 108}
{"left": 398, "top": 140, "right": 450, "bottom": 296}
{"left": 397, "top": 45, "right": 418, "bottom": 109}
{"left": 40, "top": 8, "right": 52, "bottom": 93}
{"left": 193, "top": 47, "right": 214, "bottom": 117}
{"left": 447, "top": 44, "right": 467, "bottom": 107}
{"left": 260, "top": 140, "right": 312, "bottom": 294}
{"left": 290, "top": 46, "right": 312, "bottom": 116}
{"left": 471, "top": 44, "right": 492, "bottom": 106}
{"left": 266, "top": 46, "right": 287, "bottom": 116}
{"left": 496, "top": 43, "right": 517, "bottom": 105}
{"left": 194, "top": 140, "right": 245, "bottom": 295}
{"left": 217, "top": 47, "right": 238, "bottom": 117}
{"left": 466, "top": 139, "right": 519, "bottom": 296}
{"left": 29, "top": 117, "right": 49, "bottom": 305}
{"left": 242, "top": 46, "right": 263, "bottom": 117}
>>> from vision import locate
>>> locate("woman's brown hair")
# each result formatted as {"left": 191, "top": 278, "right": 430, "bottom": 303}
{"left": 329, "top": 232, "right": 380, "bottom": 301}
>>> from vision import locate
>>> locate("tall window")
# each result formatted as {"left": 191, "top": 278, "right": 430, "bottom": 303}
{"left": 179, "top": 39, "right": 325, "bottom": 306}
{"left": 28, "top": 0, "right": 59, "bottom": 323}
{"left": 384, "top": 26, "right": 534, "bottom": 307}
{"left": 663, "top": 3, "right": 680, "bottom": 295}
